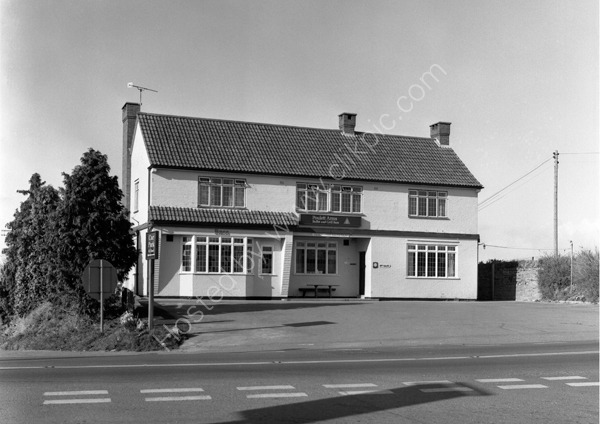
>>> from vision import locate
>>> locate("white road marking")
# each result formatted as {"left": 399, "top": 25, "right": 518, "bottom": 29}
{"left": 145, "top": 395, "right": 212, "bottom": 402}
{"left": 403, "top": 380, "right": 453, "bottom": 386}
{"left": 323, "top": 383, "right": 378, "bottom": 388}
{"left": 498, "top": 384, "right": 547, "bottom": 390}
{"left": 237, "top": 385, "right": 295, "bottom": 391}
{"left": 339, "top": 390, "right": 394, "bottom": 395}
{"left": 44, "top": 398, "right": 111, "bottom": 405}
{"left": 246, "top": 393, "right": 308, "bottom": 399}
{"left": 476, "top": 378, "right": 524, "bottom": 383}
{"left": 566, "top": 382, "right": 599, "bottom": 387}
{"left": 2, "top": 350, "right": 597, "bottom": 370}
{"left": 44, "top": 390, "right": 108, "bottom": 396}
{"left": 541, "top": 376, "right": 587, "bottom": 381}
{"left": 419, "top": 387, "right": 474, "bottom": 393}
{"left": 140, "top": 388, "right": 205, "bottom": 393}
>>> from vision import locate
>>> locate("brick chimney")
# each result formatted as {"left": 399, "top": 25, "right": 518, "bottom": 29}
{"left": 122, "top": 102, "right": 140, "bottom": 213}
{"left": 430, "top": 122, "right": 451, "bottom": 146}
{"left": 338, "top": 113, "right": 357, "bottom": 135}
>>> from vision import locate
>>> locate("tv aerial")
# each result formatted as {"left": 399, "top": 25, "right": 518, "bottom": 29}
{"left": 127, "top": 82, "right": 158, "bottom": 108}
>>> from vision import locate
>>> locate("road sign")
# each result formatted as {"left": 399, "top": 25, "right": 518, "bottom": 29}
{"left": 81, "top": 259, "right": 118, "bottom": 334}
{"left": 81, "top": 259, "right": 118, "bottom": 301}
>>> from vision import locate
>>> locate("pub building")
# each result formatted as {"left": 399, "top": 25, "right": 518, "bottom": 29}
{"left": 122, "top": 103, "right": 482, "bottom": 299}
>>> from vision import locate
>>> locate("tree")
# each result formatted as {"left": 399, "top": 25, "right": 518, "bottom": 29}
{"left": 0, "top": 149, "right": 137, "bottom": 319}
{"left": 0, "top": 174, "right": 60, "bottom": 316}
{"left": 55, "top": 148, "right": 137, "bottom": 299}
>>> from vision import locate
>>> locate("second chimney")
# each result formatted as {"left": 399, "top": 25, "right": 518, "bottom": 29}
{"left": 339, "top": 112, "right": 357, "bottom": 135}
{"left": 430, "top": 121, "right": 451, "bottom": 146}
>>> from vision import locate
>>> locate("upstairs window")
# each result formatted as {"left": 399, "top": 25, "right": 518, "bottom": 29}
{"left": 199, "top": 177, "right": 246, "bottom": 208}
{"left": 409, "top": 190, "right": 447, "bottom": 217}
{"left": 297, "top": 183, "right": 362, "bottom": 213}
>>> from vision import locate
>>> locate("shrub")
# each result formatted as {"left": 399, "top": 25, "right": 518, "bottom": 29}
{"left": 573, "top": 248, "right": 599, "bottom": 302}
{"left": 538, "top": 250, "right": 599, "bottom": 302}
{"left": 537, "top": 254, "right": 571, "bottom": 300}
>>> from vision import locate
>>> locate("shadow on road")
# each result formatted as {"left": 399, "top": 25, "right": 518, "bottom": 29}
{"left": 134, "top": 298, "right": 364, "bottom": 320}
{"left": 220, "top": 382, "right": 492, "bottom": 424}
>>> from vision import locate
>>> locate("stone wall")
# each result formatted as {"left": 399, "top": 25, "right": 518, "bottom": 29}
{"left": 478, "top": 260, "right": 540, "bottom": 301}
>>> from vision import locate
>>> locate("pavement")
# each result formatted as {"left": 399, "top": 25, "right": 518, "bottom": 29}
{"left": 138, "top": 298, "right": 599, "bottom": 353}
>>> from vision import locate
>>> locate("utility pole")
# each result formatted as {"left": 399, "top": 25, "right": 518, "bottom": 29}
{"left": 570, "top": 240, "right": 574, "bottom": 292}
{"left": 553, "top": 150, "right": 559, "bottom": 256}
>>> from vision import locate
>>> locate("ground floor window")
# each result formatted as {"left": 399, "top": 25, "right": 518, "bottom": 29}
{"left": 407, "top": 244, "right": 456, "bottom": 278}
{"left": 261, "top": 246, "right": 273, "bottom": 274}
{"left": 295, "top": 241, "right": 337, "bottom": 274}
{"left": 181, "top": 236, "right": 253, "bottom": 274}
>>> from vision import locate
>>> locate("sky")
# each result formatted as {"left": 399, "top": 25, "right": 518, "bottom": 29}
{"left": 1, "top": 0, "right": 598, "bottom": 262}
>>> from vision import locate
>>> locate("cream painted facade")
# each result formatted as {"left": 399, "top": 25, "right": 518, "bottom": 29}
{"left": 127, "top": 147, "right": 480, "bottom": 299}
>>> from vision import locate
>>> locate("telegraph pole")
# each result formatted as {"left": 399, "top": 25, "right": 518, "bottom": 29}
{"left": 553, "top": 150, "right": 559, "bottom": 256}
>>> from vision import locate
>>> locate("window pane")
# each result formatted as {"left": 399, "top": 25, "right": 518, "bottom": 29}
{"left": 208, "top": 245, "right": 219, "bottom": 272}
{"left": 306, "top": 192, "right": 317, "bottom": 211}
{"left": 408, "top": 197, "right": 417, "bottom": 215}
{"left": 418, "top": 197, "right": 427, "bottom": 216}
{"left": 222, "top": 186, "right": 233, "bottom": 206}
{"left": 261, "top": 252, "right": 273, "bottom": 274}
{"left": 437, "top": 252, "right": 446, "bottom": 277}
{"left": 182, "top": 244, "right": 192, "bottom": 272}
{"left": 331, "top": 192, "right": 340, "bottom": 212}
{"left": 417, "top": 252, "right": 426, "bottom": 276}
{"left": 408, "top": 252, "right": 416, "bottom": 276}
{"left": 297, "top": 190, "right": 306, "bottom": 210}
{"left": 199, "top": 185, "right": 209, "bottom": 206}
{"left": 306, "top": 249, "right": 316, "bottom": 273}
{"left": 438, "top": 198, "right": 446, "bottom": 217}
{"left": 341, "top": 193, "right": 351, "bottom": 212}
{"left": 211, "top": 185, "right": 222, "bottom": 206}
{"left": 428, "top": 198, "right": 437, "bottom": 216}
{"left": 234, "top": 186, "right": 245, "bottom": 207}
{"left": 317, "top": 249, "right": 327, "bottom": 274}
{"left": 427, "top": 252, "right": 436, "bottom": 276}
{"left": 327, "top": 250, "right": 336, "bottom": 274}
{"left": 233, "top": 245, "right": 244, "bottom": 272}
{"left": 246, "top": 243, "right": 254, "bottom": 273}
{"left": 318, "top": 192, "right": 328, "bottom": 211}
{"left": 221, "top": 245, "right": 232, "bottom": 273}
{"left": 448, "top": 253, "right": 456, "bottom": 277}
{"left": 352, "top": 194, "right": 361, "bottom": 213}
{"left": 296, "top": 248, "right": 305, "bottom": 273}
{"left": 195, "top": 244, "right": 207, "bottom": 272}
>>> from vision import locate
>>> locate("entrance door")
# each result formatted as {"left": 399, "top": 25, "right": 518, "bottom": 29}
{"left": 359, "top": 251, "right": 366, "bottom": 296}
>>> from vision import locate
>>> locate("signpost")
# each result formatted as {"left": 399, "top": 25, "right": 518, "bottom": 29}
{"left": 146, "top": 231, "right": 160, "bottom": 330}
{"left": 81, "top": 259, "right": 118, "bottom": 333}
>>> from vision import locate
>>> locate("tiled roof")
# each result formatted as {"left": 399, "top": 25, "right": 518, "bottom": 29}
{"left": 149, "top": 206, "right": 299, "bottom": 227}
{"left": 138, "top": 113, "right": 482, "bottom": 188}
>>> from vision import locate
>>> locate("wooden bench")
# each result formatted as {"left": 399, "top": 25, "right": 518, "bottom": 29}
{"left": 298, "top": 286, "right": 337, "bottom": 298}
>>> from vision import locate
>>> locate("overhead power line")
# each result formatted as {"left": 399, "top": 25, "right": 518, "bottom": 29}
{"left": 478, "top": 158, "right": 551, "bottom": 210}
{"left": 480, "top": 244, "right": 569, "bottom": 252}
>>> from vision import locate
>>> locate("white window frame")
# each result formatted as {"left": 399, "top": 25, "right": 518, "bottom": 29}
{"left": 180, "top": 236, "right": 252, "bottom": 274}
{"left": 296, "top": 183, "right": 362, "bottom": 214}
{"left": 408, "top": 190, "right": 447, "bottom": 218}
{"left": 198, "top": 177, "right": 246, "bottom": 208}
{"left": 294, "top": 241, "right": 338, "bottom": 275}
{"left": 260, "top": 246, "right": 274, "bottom": 275}
{"left": 407, "top": 243, "right": 457, "bottom": 278}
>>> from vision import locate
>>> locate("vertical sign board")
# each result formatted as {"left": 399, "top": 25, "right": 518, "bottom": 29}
{"left": 145, "top": 231, "right": 159, "bottom": 330}
{"left": 81, "top": 259, "right": 118, "bottom": 334}
{"left": 146, "top": 231, "right": 159, "bottom": 260}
